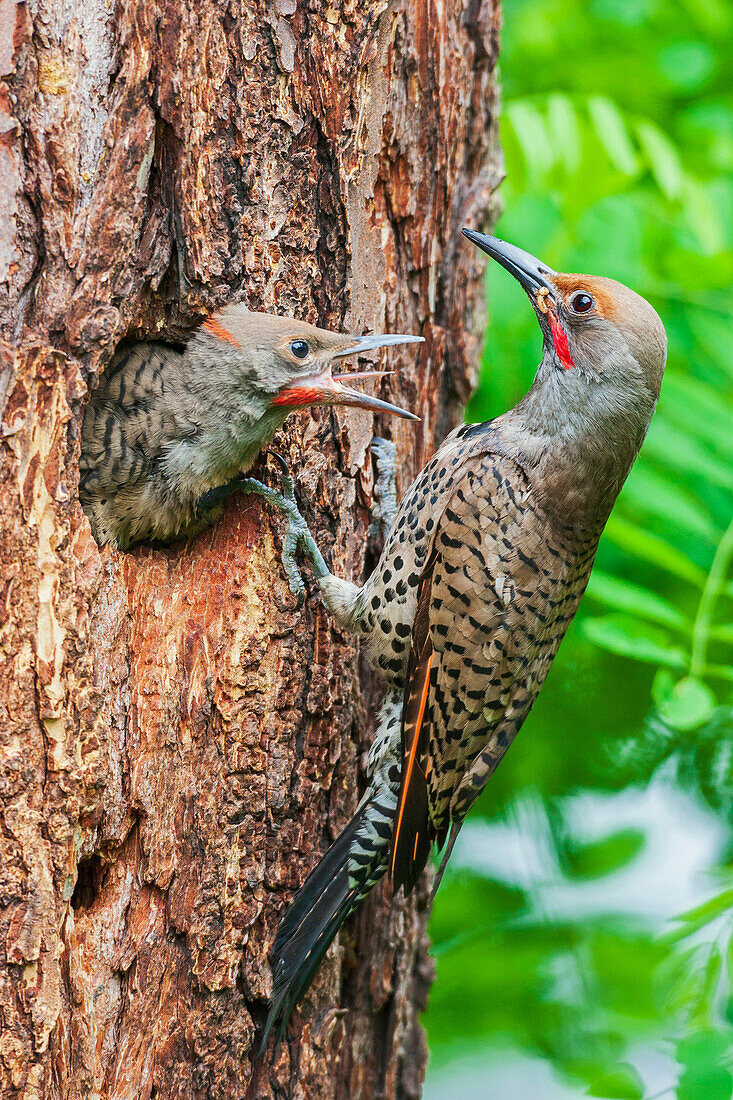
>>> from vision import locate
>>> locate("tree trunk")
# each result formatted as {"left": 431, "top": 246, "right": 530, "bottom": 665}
{"left": 0, "top": 1, "right": 500, "bottom": 1096}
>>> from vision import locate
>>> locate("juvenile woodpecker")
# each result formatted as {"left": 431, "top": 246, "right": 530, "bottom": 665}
{"left": 79, "top": 308, "right": 421, "bottom": 550}
{"left": 244, "top": 233, "right": 667, "bottom": 1050}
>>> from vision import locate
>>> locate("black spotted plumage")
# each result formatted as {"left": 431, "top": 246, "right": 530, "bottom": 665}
{"left": 259, "top": 240, "right": 667, "bottom": 1052}
{"left": 262, "top": 427, "right": 605, "bottom": 1045}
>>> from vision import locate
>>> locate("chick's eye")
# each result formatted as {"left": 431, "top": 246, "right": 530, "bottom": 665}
{"left": 569, "top": 292, "right": 594, "bottom": 314}
{"left": 290, "top": 339, "right": 310, "bottom": 359}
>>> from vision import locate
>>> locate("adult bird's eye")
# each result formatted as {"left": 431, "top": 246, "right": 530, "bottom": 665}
{"left": 290, "top": 339, "right": 310, "bottom": 359}
{"left": 569, "top": 292, "right": 594, "bottom": 314}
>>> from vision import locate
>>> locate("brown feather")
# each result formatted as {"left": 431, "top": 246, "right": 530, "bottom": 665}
{"left": 389, "top": 543, "right": 437, "bottom": 893}
{"left": 391, "top": 449, "right": 599, "bottom": 894}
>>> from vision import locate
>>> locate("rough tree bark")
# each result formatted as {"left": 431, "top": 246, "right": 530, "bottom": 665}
{"left": 0, "top": 0, "right": 501, "bottom": 1096}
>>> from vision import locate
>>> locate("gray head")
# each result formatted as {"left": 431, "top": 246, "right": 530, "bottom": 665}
{"left": 464, "top": 230, "right": 666, "bottom": 434}
{"left": 189, "top": 306, "right": 422, "bottom": 421}
{"left": 463, "top": 231, "right": 666, "bottom": 410}
{"left": 463, "top": 231, "right": 667, "bottom": 519}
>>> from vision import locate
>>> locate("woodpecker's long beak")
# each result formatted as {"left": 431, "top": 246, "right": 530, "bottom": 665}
{"left": 332, "top": 333, "right": 424, "bottom": 359}
{"left": 463, "top": 229, "right": 578, "bottom": 369}
{"left": 332, "top": 374, "right": 420, "bottom": 420}
{"left": 462, "top": 230, "right": 557, "bottom": 298}
{"left": 274, "top": 366, "right": 419, "bottom": 420}
{"left": 273, "top": 333, "right": 422, "bottom": 421}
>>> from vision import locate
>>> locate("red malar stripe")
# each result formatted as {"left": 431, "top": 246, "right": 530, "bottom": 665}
{"left": 272, "top": 388, "right": 321, "bottom": 407}
{"left": 549, "top": 316, "right": 575, "bottom": 369}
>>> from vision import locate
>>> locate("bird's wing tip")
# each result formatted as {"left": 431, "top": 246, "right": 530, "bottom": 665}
{"left": 256, "top": 997, "right": 289, "bottom": 1062}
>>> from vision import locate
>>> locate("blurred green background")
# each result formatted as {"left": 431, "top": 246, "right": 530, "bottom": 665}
{"left": 423, "top": 1, "right": 733, "bottom": 1097}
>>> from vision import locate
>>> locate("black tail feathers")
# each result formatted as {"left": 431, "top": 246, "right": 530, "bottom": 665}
{"left": 257, "top": 807, "right": 368, "bottom": 1056}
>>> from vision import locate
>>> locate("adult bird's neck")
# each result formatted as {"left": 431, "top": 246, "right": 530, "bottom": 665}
{"left": 495, "top": 371, "right": 647, "bottom": 536}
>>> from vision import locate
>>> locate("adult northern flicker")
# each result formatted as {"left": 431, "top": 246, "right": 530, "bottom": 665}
{"left": 241, "top": 233, "right": 666, "bottom": 1048}
{"left": 79, "top": 308, "right": 421, "bottom": 551}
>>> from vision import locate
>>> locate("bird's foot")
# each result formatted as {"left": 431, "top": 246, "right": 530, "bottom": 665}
{"left": 368, "top": 437, "right": 398, "bottom": 540}
{"left": 195, "top": 477, "right": 244, "bottom": 515}
{"left": 236, "top": 456, "right": 329, "bottom": 608}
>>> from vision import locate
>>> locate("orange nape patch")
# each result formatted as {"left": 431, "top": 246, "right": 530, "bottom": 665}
{"left": 552, "top": 274, "right": 620, "bottom": 320}
{"left": 202, "top": 317, "right": 241, "bottom": 348}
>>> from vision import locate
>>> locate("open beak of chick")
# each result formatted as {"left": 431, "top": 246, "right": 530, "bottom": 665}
{"left": 273, "top": 333, "right": 423, "bottom": 421}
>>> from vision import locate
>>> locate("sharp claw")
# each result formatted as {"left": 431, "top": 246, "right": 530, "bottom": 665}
{"left": 264, "top": 451, "right": 297, "bottom": 503}
{"left": 269, "top": 451, "right": 291, "bottom": 477}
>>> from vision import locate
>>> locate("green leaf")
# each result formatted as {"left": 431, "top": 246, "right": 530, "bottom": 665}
{"left": 652, "top": 668, "right": 676, "bottom": 705}
{"left": 695, "top": 944, "right": 723, "bottom": 1028}
{"left": 506, "top": 101, "right": 555, "bottom": 179}
{"left": 585, "top": 571, "right": 688, "bottom": 629}
{"left": 656, "top": 677, "right": 717, "bottom": 731}
{"left": 547, "top": 94, "right": 582, "bottom": 174}
{"left": 678, "top": 1062, "right": 733, "bottom": 1100}
{"left": 656, "top": 41, "right": 715, "bottom": 93}
{"left": 663, "top": 944, "right": 710, "bottom": 1014}
{"left": 703, "top": 665, "right": 733, "bottom": 684}
{"left": 621, "top": 465, "right": 719, "bottom": 541}
{"left": 636, "top": 119, "right": 685, "bottom": 199}
{"left": 588, "top": 96, "right": 640, "bottom": 175}
{"left": 583, "top": 1063, "right": 644, "bottom": 1099}
{"left": 564, "top": 828, "right": 645, "bottom": 880}
{"left": 643, "top": 421, "right": 733, "bottom": 492}
{"left": 661, "top": 374, "right": 733, "bottom": 460}
{"left": 683, "top": 176, "right": 728, "bottom": 254}
{"left": 675, "top": 0, "right": 733, "bottom": 35}
{"left": 695, "top": 734, "right": 733, "bottom": 814}
{"left": 604, "top": 515, "right": 706, "bottom": 586}
{"left": 581, "top": 615, "right": 687, "bottom": 668}
{"left": 673, "top": 888, "right": 733, "bottom": 931}
{"left": 676, "top": 1031, "right": 733, "bottom": 1100}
